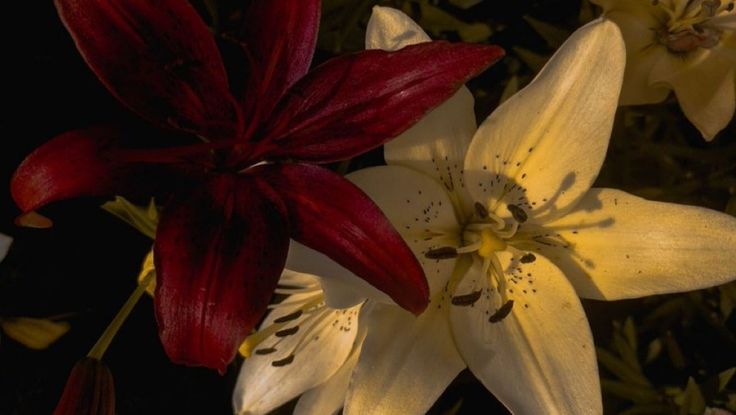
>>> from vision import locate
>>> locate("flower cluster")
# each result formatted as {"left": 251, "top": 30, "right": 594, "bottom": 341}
{"left": 6, "top": 1, "right": 736, "bottom": 414}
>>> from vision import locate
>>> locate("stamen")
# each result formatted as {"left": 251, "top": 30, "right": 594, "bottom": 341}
{"left": 474, "top": 202, "right": 489, "bottom": 218}
{"left": 425, "top": 246, "right": 459, "bottom": 259}
{"left": 520, "top": 253, "right": 537, "bottom": 264}
{"left": 254, "top": 347, "right": 277, "bottom": 355}
{"left": 489, "top": 300, "right": 514, "bottom": 323}
{"left": 271, "top": 355, "right": 295, "bottom": 367}
{"left": 451, "top": 290, "right": 482, "bottom": 306}
{"left": 274, "top": 310, "right": 303, "bottom": 323}
{"left": 275, "top": 326, "right": 299, "bottom": 337}
{"left": 507, "top": 204, "right": 528, "bottom": 223}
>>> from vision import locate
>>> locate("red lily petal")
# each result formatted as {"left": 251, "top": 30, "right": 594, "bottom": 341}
{"left": 53, "top": 358, "right": 115, "bottom": 415}
{"left": 253, "top": 163, "right": 429, "bottom": 314}
{"left": 241, "top": 0, "right": 320, "bottom": 126}
{"left": 11, "top": 127, "right": 178, "bottom": 215}
{"left": 154, "top": 174, "right": 289, "bottom": 373}
{"left": 55, "top": 0, "right": 242, "bottom": 140}
{"left": 254, "top": 42, "right": 505, "bottom": 163}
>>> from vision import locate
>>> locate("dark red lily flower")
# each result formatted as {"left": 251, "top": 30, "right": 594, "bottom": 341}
{"left": 12, "top": 0, "right": 504, "bottom": 373}
{"left": 53, "top": 358, "right": 115, "bottom": 415}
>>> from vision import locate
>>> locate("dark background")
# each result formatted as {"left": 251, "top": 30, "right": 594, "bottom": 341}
{"left": 2, "top": 1, "right": 734, "bottom": 414}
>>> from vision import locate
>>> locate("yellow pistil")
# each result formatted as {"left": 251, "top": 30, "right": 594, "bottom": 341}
{"left": 478, "top": 229, "right": 506, "bottom": 258}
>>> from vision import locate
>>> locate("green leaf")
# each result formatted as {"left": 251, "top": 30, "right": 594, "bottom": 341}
{"left": 512, "top": 47, "right": 548, "bottom": 73}
{"left": 601, "top": 379, "right": 661, "bottom": 404}
{"left": 499, "top": 76, "right": 520, "bottom": 104}
{"left": 620, "top": 403, "right": 674, "bottom": 415}
{"left": 645, "top": 338, "right": 663, "bottom": 364}
{"left": 416, "top": 0, "right": 492, "bottom": 42}
{"left": 597, "top": 348, "right": 651, "bottom": 387}
{"left": 674, "top": 378, "right": 706, "bottom": 415}
{"left": 523, "top": 16, "right": 571, "bottom": 49}
{"left": 718, "top": 368, "right": 736, "bottom": 392}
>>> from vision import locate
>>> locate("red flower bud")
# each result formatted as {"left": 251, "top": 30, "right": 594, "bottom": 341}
{"left": 53, "top": 358, "right": 115, "bottom": 415}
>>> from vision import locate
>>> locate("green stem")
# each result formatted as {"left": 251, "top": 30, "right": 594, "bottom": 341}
{"left": 87, "top": 273, "right": 155, "bottom": 360}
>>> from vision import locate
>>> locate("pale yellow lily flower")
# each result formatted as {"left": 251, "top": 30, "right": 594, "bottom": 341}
{"left": 592, "top": 0, "right": 736, "bottom": 140}
{"left": 233, "top": 270, "right": 364, "bottom": 415}
{"left": 284, "top": 7, "right": 736, "bottom": 415}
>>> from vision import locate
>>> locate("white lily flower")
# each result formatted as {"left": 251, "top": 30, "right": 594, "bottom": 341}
{"left": 286, "top": 7, "right": 736, "bottom": 414}
{"left": 233, "top": 269, "right": 364, "bottom": 415}
{"left": 0, "top": 233, "right": 11, "bottom": 262}
{"left": 591, "top": 0, "right": 736, "bottom": 140}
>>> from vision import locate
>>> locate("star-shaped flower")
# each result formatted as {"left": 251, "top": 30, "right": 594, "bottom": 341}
{"left": 285, "top": 7, "right": 736, "bottom": 413}
{"left": 11, "top": 0, "right": 504, "bottom": 372}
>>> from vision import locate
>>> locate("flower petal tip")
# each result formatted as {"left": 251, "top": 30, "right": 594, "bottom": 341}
{"left": 53, "top": 357, "right": 115, "bottom": 415}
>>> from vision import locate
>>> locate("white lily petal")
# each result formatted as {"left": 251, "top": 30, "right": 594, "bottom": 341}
{"left": 348, "top": 166, "right": 462, "bottom": 296}
{"left": 450, "top": 253, "right": 600, "bottom": 415}
{"left": 592, "top": 0, "right": 670, "bottom": 24}
{"left": 366, "top": 6, "right": 478, "bottom": 216}
{"left": 233, "top": 300, "right": 362, "bottom": 415}
{"left": 604, "top": 11, "right": 672, "bottom": 105}
{"left": 0, "top": 233, "right": 12, "bottom": 262}
{"left": 464, "top": 19, "right": 625, "bottom": 225}
{"left": 344, "top": 301, "right": 465, "bottom": 415}
{"left": 366, "top": 6, "right": 431, "bottom": 50}
{"left": 526, "top": 188, "right": 736, "bottom": 301}
{"left": 294, "top": 331, "right": 364, "bottom": 415}
{"left": 285, "top": 241, "right": 390, "bottom": 308}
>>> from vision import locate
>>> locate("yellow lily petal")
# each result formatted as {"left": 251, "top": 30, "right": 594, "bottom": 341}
{"left": 449, "top": 253, "right": 601, "bottom": 414}
{"left": 464, "top": 19, "right": 625, "bottom": 224}
{"left": 527, "top": 188, "right": 736, "bottom": 300}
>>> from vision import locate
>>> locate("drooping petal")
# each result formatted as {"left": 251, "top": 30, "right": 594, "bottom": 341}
{"left": 241, "top": 0, "right": 320, "bottom": 124}
{"left": 603, "top": 11, "right": 671, "bottom": 105}
{"left": 53, "top": 358, "right": 115, "bottom": 415}
{"left": 450, "top": 253, "right": 601, "bottom": 415}
{"left": 366, "top": 7, "right": 478, "bottom": 217}
{"left": 254, "top": 42, "right": 504, "bottom": 163}
{"left": 524, "top": 188, "right": 736, "bottom": 301}
{"left": 464, "top": 19, "right": 625, "bottom": 225}
{"left": 254, "top": 163, "right": 430, "bottom": 315}
{"left": 344, "top": 301, "right": 465, "bottom": 415}
{"left": 11, "top": 127, "right": 178, "bottom": 216}
{"left": 0, "top": 233, "right": 11, "bottom": 261}
{"left": 55, "top": 0, "right": 241, "bottom": 140}
{"left": 294, "top": 336, "right": 363, "bottom": 415}
{"left": 233, "top": 281, "right": 361, "bottom": 415}
{"left": 154, "top": 174, "right": 289, "bottom": 373}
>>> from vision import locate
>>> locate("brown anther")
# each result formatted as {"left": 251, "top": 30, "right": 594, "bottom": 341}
{"left": 425, "top": 246, "right": 458, "bottom": 260}
{"left": 488, "top": 300, "right": 514, "bottom": 323}
{"left": 474, "top": 202, "right": 489, "bottom": 218}
{"left": 451, "top": 290, "right": 482, "bottom": 306}
{"left": 507, "top": 204, "right": 528, "bottom": 223}
{"left": 275, "top": 326, "right": 299, "bottom": 337}
{"left": 271, "top": 355, "right": 295, "bottom": 367}
{"left": 274, "top": 310, "right": 303, "bottom": 323}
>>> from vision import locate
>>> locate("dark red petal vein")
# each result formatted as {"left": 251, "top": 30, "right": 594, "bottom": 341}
{"left": 55, "top": 0, "right": 242, "bottom": 140}
{"left": 154, "top": 174, "right": 289, "bottom": 373}
{"left": 253, "top": 163, "right": 429, "bottom": 314}
{"left": 255, "top": 41, "right": 505, "bottom": 163}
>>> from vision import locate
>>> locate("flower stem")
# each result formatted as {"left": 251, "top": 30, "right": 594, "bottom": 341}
{"left": 87, "top": 273, "right": 155, "bottom": 360}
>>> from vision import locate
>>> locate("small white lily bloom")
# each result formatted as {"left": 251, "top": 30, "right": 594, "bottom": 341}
{"left": 0, "top": 233, "right": 11, "bottom": 261}
{"left": 592, "top": 0, "right": 736, "bottom": 139}
{"left": 288, "top": 7, "right": 736, "bottom": 414}
{"left": 233, "top": 269, "right": 364, "bottom": 415}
